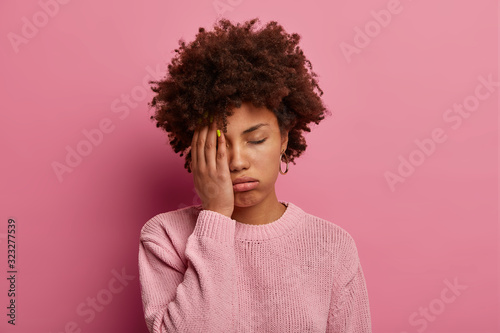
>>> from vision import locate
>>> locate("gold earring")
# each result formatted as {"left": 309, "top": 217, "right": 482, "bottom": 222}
{"left": 279, "top": 151, "right": 289, "bottom": 175}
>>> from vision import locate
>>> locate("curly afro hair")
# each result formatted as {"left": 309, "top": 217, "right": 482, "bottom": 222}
{"left": 148, "top": 17, "right": 331, "bottom": 173}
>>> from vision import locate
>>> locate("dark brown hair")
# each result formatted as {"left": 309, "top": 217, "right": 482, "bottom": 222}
{"left": 148, "top": 17, "right": 331, "bottom": 172}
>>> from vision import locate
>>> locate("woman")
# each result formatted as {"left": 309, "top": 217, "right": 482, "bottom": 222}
{"left": 139, "top": 17, "right": 372, "bottom": 332}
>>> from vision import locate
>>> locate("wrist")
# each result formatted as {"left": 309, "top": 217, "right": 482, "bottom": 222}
{"left": 203, "top": 206, "right": 233, "bottom": 219}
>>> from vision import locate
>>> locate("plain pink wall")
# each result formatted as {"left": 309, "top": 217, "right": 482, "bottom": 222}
{"left": 1, "top": 0, "right": 498, "bottom": 332}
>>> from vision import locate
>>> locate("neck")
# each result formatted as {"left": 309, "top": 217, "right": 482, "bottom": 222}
{"left": 231, "top": 192, "right": 286, "bottom": 225}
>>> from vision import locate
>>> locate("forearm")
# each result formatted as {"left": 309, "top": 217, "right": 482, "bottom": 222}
{"left": 139, "top": 210, "right": 238, "bottom": 333}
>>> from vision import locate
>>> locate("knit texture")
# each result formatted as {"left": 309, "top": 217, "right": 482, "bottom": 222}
{"left": 138, "top": 201, "right": 372, "bottom": 332}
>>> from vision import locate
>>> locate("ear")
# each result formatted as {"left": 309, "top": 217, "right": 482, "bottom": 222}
{"left": 280, "top": 130, "right": 289, "bottom": 153}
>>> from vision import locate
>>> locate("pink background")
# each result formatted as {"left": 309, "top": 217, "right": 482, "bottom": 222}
{"left": 1, "top": 0, "right": 498, "bottom": 332}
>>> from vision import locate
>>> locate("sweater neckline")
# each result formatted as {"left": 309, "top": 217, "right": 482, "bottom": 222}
{"left": 233, "top": 201, "right": 304, "bottom": 241}
{"left": 193, "top": 201, "right": 304, "bottom": 241}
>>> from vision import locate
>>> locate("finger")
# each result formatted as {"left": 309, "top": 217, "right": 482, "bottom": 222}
{"left": 205, "top": 119, "right": 217, "bottom": 171}
{"left": 216, "top": 127, "right": 230, "bottom": 174}
{"left": 196, "top": 124, "right": 209, "bottom": 169}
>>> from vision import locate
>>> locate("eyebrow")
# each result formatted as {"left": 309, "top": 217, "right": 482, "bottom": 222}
{"left": 242, "top": 123, "right": 269, "bottom": 134}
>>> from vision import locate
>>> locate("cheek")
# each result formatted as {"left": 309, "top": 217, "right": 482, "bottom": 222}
{"left": 251, "top": 148, "right": 280, "bottom": 176}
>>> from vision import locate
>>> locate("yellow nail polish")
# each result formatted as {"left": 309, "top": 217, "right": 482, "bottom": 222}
{"left": 217, "top": 129, "right": 221, "bottom": 137}
{"left": 209, "top": 115, "right": 213, "bottom": 123}
{"left": 203, "top": 111, "right": 208, "bottom": 118}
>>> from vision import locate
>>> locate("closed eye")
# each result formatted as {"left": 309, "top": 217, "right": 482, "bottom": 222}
{"left": 250, "top": 138, "right": 266, "bottom": 144}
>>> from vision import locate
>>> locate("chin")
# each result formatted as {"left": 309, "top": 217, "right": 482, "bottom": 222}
{"left": 233, "top": 193, "right": 260, "bottom": 207}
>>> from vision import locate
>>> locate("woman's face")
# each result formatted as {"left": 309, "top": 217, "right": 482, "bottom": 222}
{"left": 222, "top": 102, "right": 288, "bottom": 208}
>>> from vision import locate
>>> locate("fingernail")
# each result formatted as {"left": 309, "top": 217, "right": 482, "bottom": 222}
{"left": 197, "top": 118, "right": 202, "bottom": 124}
{"left": 217, "top": 129, "right": 221, "bottom": 137}
{"left": 203, "top": 111, "right": 208, "bottom": 118}
{"left": 209, "top": 115, "right": 213, "bottom": 123}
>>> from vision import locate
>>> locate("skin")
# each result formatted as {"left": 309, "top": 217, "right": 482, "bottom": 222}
{"left": 190, "top": 102, "right": 289, "bottom": 225}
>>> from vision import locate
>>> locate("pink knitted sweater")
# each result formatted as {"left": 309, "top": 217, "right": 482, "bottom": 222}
{"left": 138, "top": 201, "right": 372, "bottom": 332}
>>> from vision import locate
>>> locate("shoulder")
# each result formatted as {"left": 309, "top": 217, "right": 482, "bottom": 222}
{"left": 295, "top": 203, "right": 361, "bottom": 262}
{"left": 139, "top": 204, "right": 202, "bottom": 243}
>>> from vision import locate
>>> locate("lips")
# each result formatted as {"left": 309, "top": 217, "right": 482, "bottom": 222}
{"left": 232, "top": 177, "right": 259, "bottom": 192}
{"left": 232, "top": 176, "right": 258, "bottom": 185}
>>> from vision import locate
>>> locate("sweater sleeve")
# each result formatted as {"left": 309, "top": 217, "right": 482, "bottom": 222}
{"left": 327, "top": 236, "right": 372, "bottom": 332}
{"left": 138, "top": 209, "right": 238, "bottom": 333}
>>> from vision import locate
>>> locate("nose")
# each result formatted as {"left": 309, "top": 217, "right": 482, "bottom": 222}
{"left": 227, "top": 144, "right": 249, "bottom": 172}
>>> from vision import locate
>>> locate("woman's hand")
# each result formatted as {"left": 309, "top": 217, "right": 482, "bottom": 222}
{"left": 190, "top": 119, "right": 234, "bottom": 218}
